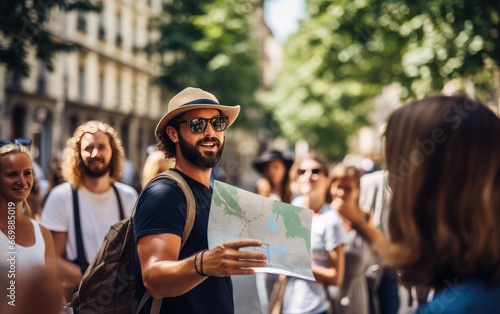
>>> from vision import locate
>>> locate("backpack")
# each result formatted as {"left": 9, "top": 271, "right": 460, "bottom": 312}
{"left": 69, "top": 169, "right": 196, "bottom": 314}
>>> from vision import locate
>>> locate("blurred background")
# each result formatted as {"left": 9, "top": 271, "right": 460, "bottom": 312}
{"left": 1, "top": 0, "right": 499, "bottom": 192}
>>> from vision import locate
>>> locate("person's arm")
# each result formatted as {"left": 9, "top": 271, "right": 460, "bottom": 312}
{"left": 40, "top": 225, "right": 57, "bottom": 275}
{"left": 256, "top": 177, "right": 271, "bottom": 197}
{"left": 138, "top": 234, "right": 267, "bottom": 299}
{"left": 312, "top": 245, "right": 344, "bottom": 286}
{"left": 334, "top": 198, "right": 385, "bottom": 247}
{"left": 50, "top": 231, "right": 83, "bottom": 289}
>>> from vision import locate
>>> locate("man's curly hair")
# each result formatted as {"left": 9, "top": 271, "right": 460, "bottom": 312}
{"left": 62, "top": 120, "right": 125, "bottom": 186}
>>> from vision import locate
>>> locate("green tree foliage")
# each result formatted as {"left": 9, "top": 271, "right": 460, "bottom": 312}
{"left": 146, "top": 0, "right": 262, "bottom": 129}
{"left": 0, "top": 0, "right": 100, "bottom": 76}
{"left": 265, "top": 0, "right": 499, "bottom": 160}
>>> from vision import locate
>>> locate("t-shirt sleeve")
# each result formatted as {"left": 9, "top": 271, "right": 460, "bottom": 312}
{"left": 115, "top": 183, "right": 138, "bottom": 217}
{"left": 323, "top": 211, "right": 346, "bottom": 252}
{"left": 133, "top": 179, "right": 187, "bottom": 242}
{"left": 40, "top": 184, "right": 70, "bottom": 232}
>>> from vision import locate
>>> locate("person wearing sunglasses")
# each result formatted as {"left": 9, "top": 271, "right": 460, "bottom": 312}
{"left": 268, "top": 154, "right": 345, "bottom": 314}
{"left": 134, "top": 87, "right": 267, "bottom": 314}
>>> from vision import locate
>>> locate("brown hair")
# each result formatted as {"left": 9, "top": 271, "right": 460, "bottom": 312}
{"left": 383, "top": 94, "right": 500, "bottom": 288}
{"left": 329, "top": 164, "right": 362, "bottom": 186}
{"left": 62, "top": 120, "right": 125, "bottom": 186}
{"left": 329, "top": 164, "right": 363, "bottom": 202}
{"left": 156, "top": 126, "right": 177, "bottom": 159}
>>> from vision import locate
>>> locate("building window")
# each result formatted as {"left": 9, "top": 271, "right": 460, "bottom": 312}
{"left": 36, "top": 62, "right": 47, "bottom": 95}
{"left": 116, "top": 13, "right": 122, "bottom": 47}
{"left": 78, "top": 67, "right": 85, "bottom": 103}
{"left": 10, "top": 72, "right": 22, "bottom": 89}
{"left": 77, "top": 11, "right": 86, "bottom": 32}
{"left": 116, "top": 78, "right": 121, "bottom": 109}
{"left": 98, "top": 10, "right": 106, "bottom": 41}
{"left": 132, "top": 22, "right": 137, "bottom": 54}
{"left": 99, "top": 72, "right": 105, "bottom": 107}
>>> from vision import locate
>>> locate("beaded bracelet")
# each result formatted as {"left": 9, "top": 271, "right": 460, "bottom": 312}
{"left": 200, "top": 249, "right": 208, "bottom": 276}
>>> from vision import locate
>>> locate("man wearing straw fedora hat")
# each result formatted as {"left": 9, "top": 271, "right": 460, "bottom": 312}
{"left": 134, "top": 87, "right": 267, "bottom": 313}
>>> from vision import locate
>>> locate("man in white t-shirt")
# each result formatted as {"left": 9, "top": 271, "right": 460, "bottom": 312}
{"left": 41, "top": 120, "right": 138, "bottom": 300}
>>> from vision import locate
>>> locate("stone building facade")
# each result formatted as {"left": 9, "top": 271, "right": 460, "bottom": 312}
{"left": 0, "top": 0, "right": 280, "bottom": 188}
{"left": 1, "top": 0, "right": 172, "bottom": 179}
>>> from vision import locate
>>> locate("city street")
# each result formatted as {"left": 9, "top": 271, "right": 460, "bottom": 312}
{"left": 233, "top": 274, "right": 418, "bottom": 314}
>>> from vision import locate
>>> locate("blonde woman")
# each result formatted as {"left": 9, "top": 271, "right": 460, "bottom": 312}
{"left": 0, "top": 143, "right": 56, "bottom": 269}
{"left": 0, "top": 143, "right": 58, "bottom": 306}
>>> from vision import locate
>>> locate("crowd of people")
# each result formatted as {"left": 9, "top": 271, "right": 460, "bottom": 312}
{"left": 0, "top": 90, "right": 498, "bottom": 314}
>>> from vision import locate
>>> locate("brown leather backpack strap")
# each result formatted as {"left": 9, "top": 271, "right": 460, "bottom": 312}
{"left": 136, "top": 169, "right": 196, "bottom": 314}
{"left": 268, "top": 275, "right": 288, "bottom": 314}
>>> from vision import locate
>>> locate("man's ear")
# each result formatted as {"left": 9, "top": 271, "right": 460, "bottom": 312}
{"left": 166, "top": 126, "right": 178, "bottom": 143}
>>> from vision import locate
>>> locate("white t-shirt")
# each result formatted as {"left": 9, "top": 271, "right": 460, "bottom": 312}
{"left": 0, "top": 219, "right": 46, "bottom": 271}
{"left": 359, "top": 170, "right": 390, "bottom": 236}
{"left": 283, "top": 199, "right": 346, "bottom": 314}
{"left": 41, "top": 182, "right": 137, "bottom": 262}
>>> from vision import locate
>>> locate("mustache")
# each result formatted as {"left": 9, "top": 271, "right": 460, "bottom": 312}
{"left": 196, "top": 137, "right": 220, "bottom": 146}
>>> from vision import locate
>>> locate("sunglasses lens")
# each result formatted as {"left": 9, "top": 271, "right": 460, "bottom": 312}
{"left": 298, "top": 168, "right": 322, "bottom": 176}
{"left": 16, "top": 138, "right": 32, "bottom": 145}
{"left": 211, "top": 116, "right": 228, "bottom": 132}
{"left": 0, "top": 140, "right": 10, "bottom": 146}
{"left": 0, "top": 138, "right": 32, "bottom": 147}
{"left": 189, "top": 119, "right": 207, "bottom": 133}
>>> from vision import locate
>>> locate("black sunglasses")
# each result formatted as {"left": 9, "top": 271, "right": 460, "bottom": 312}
{"left": 172, "top": 115, "right": 229, "bottom": 134}
{"left": 298, "top": 168, "right": 322, "bottom": 176}
{"left": 0, "top": 138, "right": 32, "bottom": 147}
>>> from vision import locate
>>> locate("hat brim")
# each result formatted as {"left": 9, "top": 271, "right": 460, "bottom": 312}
{"left": 253, "top": 155, "right": 294, "bottom": 174}
{"left": 155, "top": 103, "right": 240, "bottom": 137}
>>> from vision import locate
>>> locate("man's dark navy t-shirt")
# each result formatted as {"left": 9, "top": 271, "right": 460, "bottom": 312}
{"left": 133, "top": 169, "right": 233, "bottom": 314}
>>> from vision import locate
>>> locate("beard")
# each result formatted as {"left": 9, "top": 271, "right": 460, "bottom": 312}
{"left": 83, "top": 158, "right": 111, "bottom": 178}
{"left": 178, "top": 133, "right": 224, "bottom": 169}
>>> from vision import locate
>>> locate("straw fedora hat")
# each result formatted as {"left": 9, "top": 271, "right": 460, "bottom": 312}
{"left": 155, "top": 87, "right": 240, "bottom": 137}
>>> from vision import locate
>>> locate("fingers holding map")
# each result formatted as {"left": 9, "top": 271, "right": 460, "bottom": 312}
{"left": 208, "top": 180, "right": 314, "bottom": 281}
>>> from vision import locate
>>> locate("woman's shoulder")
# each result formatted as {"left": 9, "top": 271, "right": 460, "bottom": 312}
{"left": 417, "top": 279, "right": 500, "bottom": 314}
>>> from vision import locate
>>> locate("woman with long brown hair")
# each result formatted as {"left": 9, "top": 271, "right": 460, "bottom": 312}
{"left": 384, "top": 95, "right": 500, "bottom": 313}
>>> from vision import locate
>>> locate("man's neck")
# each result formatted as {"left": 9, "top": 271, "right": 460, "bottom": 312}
{"left": 174, "top": 159, "right": 212, "bottom": 188}
{"left": 81, "top": 175, "right": 113, "bottom": 193}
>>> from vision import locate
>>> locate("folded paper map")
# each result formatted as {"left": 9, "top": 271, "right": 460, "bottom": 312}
{"left": 208, "top": 180, "right": 314, "bottom": 281}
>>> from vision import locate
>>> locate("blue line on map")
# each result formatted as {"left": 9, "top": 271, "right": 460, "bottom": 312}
{"left": 268, "top": 216, "right": 278, "bottom": 230}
